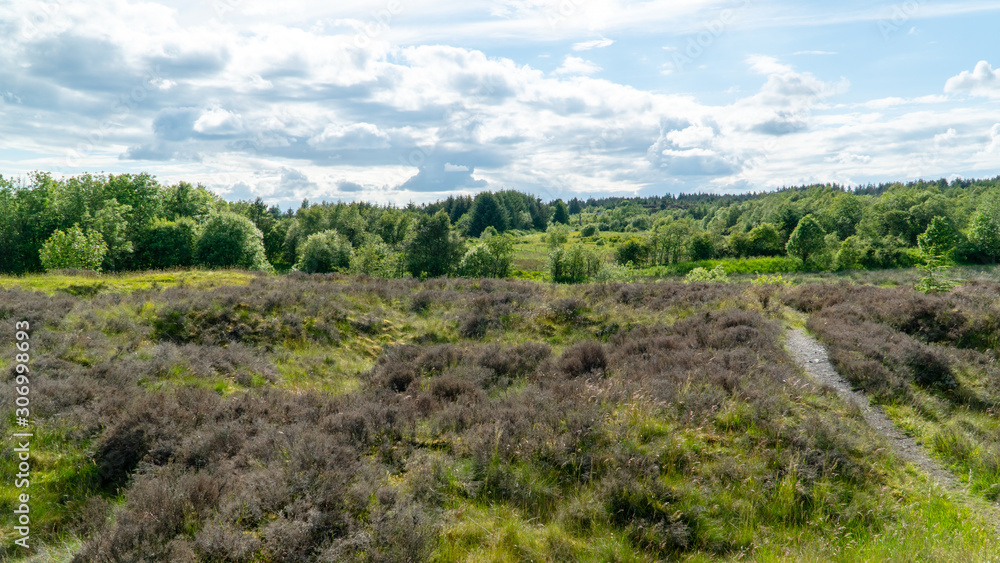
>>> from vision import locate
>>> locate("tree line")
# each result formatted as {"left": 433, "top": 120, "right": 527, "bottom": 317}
{"left": 0, "top": 173, "right": 564, "bottom": 277}
{"left": 4, "top": 171, "right": 1000, "bottom": 280}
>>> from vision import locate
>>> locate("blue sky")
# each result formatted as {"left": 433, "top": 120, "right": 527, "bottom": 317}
{"left": 1, "top": 0, "right": 999, "bottom": 208}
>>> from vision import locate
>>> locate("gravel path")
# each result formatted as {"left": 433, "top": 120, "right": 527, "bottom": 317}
{"left": 784, "top": 328, "right": 958, "bottom": 486}
{"left": 786, "top": 326, "right": 1000, "bottom": 540}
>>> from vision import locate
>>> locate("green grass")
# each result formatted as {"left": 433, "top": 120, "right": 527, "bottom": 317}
{"left": 0, "top": 269, "right": 257, "bottom": 296}
{"left": 0, "top": 421, "right": 100, "bottom": 555}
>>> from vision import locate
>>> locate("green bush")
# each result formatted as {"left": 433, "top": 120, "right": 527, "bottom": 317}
{"left": 136, "top": 218, "right": 198, "bottom": 269}
{"left": 549, "top": 245, "right": 601, "bottom": 283}
{"left": 39, "top": 225, "right": 107, "bottom": 272}
{"left": 350, "top": 238, "right": 404, "bottom": 278}
{"left": 786, "top": 214, "right": 826, "bottom": 266}
{"left": 459, "top": 234, "right": 514, "bottom": 278}
{"left": 406, "top": 211, "right": 464, "bottom": 278}
{"left": 295, "top": 229, "right": 353, "bottom": 273}
{"left": 659, "top": 256, "right": 803, "bottom": 277}
{"left": 544, "top": 224, "right": 569, "bottom": 248}
{"left": 688, "top": 232, "right": 715, "bottom": 260}
{"left": 580, "top": 224, "right": 598, "bottom": 238}
{"left": 196, "top": 212, "right": 273, "bottom": 271}
{"left": 684, "top": 265, "right": 727, "bottom": 283}
{"left": 614, "top": 237, "right": 650, "bottom": 267}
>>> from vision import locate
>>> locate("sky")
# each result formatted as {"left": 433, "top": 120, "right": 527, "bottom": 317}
{"left": 1, "top": 0, "right": 999, "bottom": 208}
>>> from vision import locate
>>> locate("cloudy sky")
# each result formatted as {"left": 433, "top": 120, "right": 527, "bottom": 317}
{"left": 1, "top": 0, "right": 999, "bottom": 208}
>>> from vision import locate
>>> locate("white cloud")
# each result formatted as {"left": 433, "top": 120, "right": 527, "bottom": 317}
{"left": 308, "top": 123, "right": 391, "bottom": 150}
{"left": 572, "top": 38, "right": 614, "bottom": 51}
{"left": 933, "top": 128, "right": 959, "bottom": 147}
{"left": 192, "top": 108, "right": 244, "bottom": 135}
{"left": 665, "top": 125, "right": 715, "bottom": 148}
{"left": 554, "top": 55, "right": 602, "bottom": 75}
{"left": 983, "top": 124, "right": 1000, "bottom": 154}
{"left": 945, "top": 61, "right": 1000, "bottom": 98}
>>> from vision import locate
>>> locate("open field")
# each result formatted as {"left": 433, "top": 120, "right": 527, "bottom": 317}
{"left": 0, "top": 270, "right": 998, "bottom": 561}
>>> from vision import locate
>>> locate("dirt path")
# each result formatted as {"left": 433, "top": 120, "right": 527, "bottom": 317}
{"left": 786, "top": 326, "right": 1000, "bottom": 539}
{"left": 784, "top": 328, "right": 958, "bottom": 486}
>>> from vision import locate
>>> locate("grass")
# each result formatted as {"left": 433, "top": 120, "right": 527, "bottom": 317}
{"left": 1, "top": 270, "right": 999, "bottom": 561}
{"left": 0, "top": 269, "right": 256, "bottom": 296}
{"left": 0, "top": 422, "right": 100, "bottom": 550}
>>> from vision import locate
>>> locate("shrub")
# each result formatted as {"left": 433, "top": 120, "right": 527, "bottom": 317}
{"left": 581, "top": 224, "right": 598, "bottom": 237}
{"left": 557, "top": 341, "right": 608, "bottom": 377}
{"left": 350, "top": 238, "right": 403, "bottom": 278}
{"left": 615, "top": 237, "right": 650, "bottom": 267}
{"left": 549, "top": 297, "right": 587, "bottom": 325}
{"left": 410, "top": 290, "right": 435, "bottom": 314}
{"left": 406, "top": 211, "right": 464, "bottom": 278}
{"left": 786, "top": 214, "right": 826, "bottom": 267}
{"left": 476, "top": 342, "right": 550, "bottom": 381}
{"left": 295, "top": 229, "right": 352, "bottom": 274}
{"left": 196, "top": 212, "right": 273, "bottom": 271}
{"left": 458, "top": 234, "right": 514, "bottom": 278}
{"left": 459, "top": 311, "right": 491, "bottom": 339}
{"left": 688, "top": 232, "right": 715, "bottom": 261}
{"left": 545, "top": 224, "right": 570, "bottom": 248}
{"left": 684, "top": 265, "right": 727, "bottom": 283}
{"left": 136, "top": 218, "right": 198, "bottom": 269}
{"left": 39, "top": 225, "right": 107, "bottom": 272}
{"left": 549, "top": 245, "right": 601, "bottom": 283}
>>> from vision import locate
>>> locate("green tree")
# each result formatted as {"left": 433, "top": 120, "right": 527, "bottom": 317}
{"left": 615, "top": 237, "right": 650, "bottom": 267}
{"left": 966, "top": 195, "right": 1000, "bottom": 262}
{"left": 196, "top": 212, "right": 273, "bottom": 271}
{"left": 917, "top": 216, "right": 958, "bottom": 256}
{"left": 136, "top": 218, "right": 197, "bottom": 269}
{"left": 835, "top": 236, "right": 865, "bottom": 271}
{"left": 406, "top": 211, "right": 464, "bottom": 278}
{"left": 295, "top": 230, "right": 353, "bottom": 273}
{"left": 828, "top": 196, "right": 865, "bottom": 239}
{"left": 786, "top": 214, "right": 826, "bottom": 266}
{"left": 467, "top": 192, "right": 509, "bottom": 237}
{"left": 549, "top": 245, "right": 601, "bottom": 283}
{"left": 375, "top": 208, "right": 411, "bottom": 245}
{"left": 160, "top": 181, "right": 216, "bottom": 220}
{"left": 350, "top": 238, "right": 404, "bottom": 278}
{"left": 552, "top": 199, "right": 570, "bottom": 225}
{"left": 748, "top": 223, "right": 784, "bottom": 257}
{"left": 39, "top": 225, "right": 107, "bottom": 272}
{"left": 87, "top": 198, "right": 134, "bottom": 271}
{"left": 334, "top": 204, "right": 368, "bottom": 247}
{"left": 727, "top": 231, "right": 752, "bottom": 258}
{"left": 544, "top": 224, "right": 569, "bottom": 248}
{"left": 568, "top": 198, "right": 582, "bottom": 215}
{"left": 688, "top": 232, "right": 715, "bottom": 261}
{"left": 459, "top": 234, "right": 515, "bottom": 278}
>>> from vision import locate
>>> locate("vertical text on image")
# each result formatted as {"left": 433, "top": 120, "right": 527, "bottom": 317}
{"left": 11, "top": 320, "right": 32, "bottom": 550}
